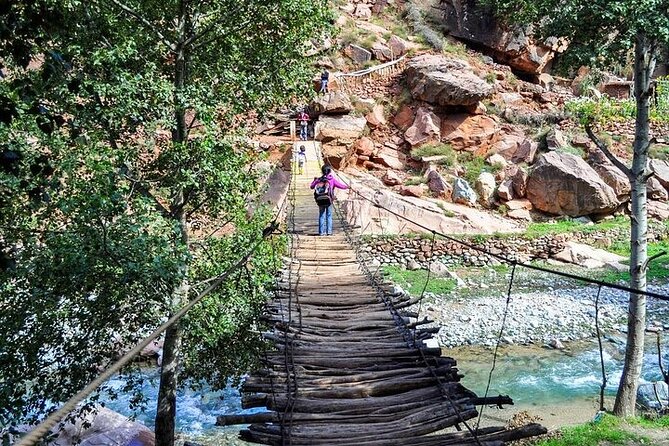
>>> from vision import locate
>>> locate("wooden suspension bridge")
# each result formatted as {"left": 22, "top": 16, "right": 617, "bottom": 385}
{"left": 218, "top": 142, "right": 546, "bottom": 445}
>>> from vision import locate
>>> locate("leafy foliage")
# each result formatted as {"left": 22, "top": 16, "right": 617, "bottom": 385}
{"left": 0, "top": 0, "right": 331, "bottom": 434}
{"left": 482, "top": 0, "right": 669, "bottom": 70}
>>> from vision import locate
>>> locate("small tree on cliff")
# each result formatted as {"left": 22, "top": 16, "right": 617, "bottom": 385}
{"left": 479, "top": 0, "right": 669, "bottom": 416}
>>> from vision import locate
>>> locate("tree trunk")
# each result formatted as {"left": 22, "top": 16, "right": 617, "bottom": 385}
{"left": 155, "top": 2, "right": 192, "bottom": 444}
{"left": 613, "top": 31, "right": 656, "bottom": 417}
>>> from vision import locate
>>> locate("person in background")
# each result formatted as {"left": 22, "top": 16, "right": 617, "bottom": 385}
{"left": 296, "top": 145, "right": 307, "bottom": 175}
{"left": 297, "top": 109, "right": 310, "bottom": 141}
{"left": 310, "top": 164, "right": 348, "bottom": 236}
{"left": 319, "top": 69, "right": 330, "bottom": 94}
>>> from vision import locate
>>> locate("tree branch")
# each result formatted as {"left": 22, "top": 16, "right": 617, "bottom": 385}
{"left": 585, "top": 123, "right": 633, "bottom": 179}
{"left": 102, "top": 0, "right": 176, "bottom": 52}
{"left": 120, "top": 165, "right": 171, "bottom": 218}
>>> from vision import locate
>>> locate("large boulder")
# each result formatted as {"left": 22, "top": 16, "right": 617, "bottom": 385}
{"left": 648, "top": 176, "right": 669, "bottom": 201}
{"left": 553, "top": 241, "right": 627, "bottom": 270}
{"left": 649, "top": 158, "right": 669, "bottom": 192}
{"left": 404, "top": 54, "right": 494, "bottom": 107}
{"left": 309, "top": 92, "right": 353, "bottom": 116}
{"left": 393, "top": 105, "right": 415, "bottom": 131}
{"left": 372, "top": 146, "right": 406, "bottom": 170}
{"left": 440, "top": 114, "right": 499, "bottom": 154}
{"left": 388, "top": 35, "right": 410, "bottom": 57}
{"left": 315, "top": 115, "right": 367, "bottom": 144}
{"left": 452, "top": 177, "right": 477, "bottom": 206}
{"left": 339, "top": 177, "right": 521, "bottom": 235}
{"left": 587, "top": 149, "right": 631, "bottom": 201}
{"left": 475, "top": 172, "right": 496, "bottom": 207}
{"left": 353, "top": 137, "right": 376, "bottom": 157}
{"left": 51, "top": 406, "right": 154, "bottom": 446}
{"left": 527, "top": 152, "right": 619, "bottom": 216}
{"left": 366, "top": 104, "right": 387, "bottom": 128}
{"left": 404, "top": 107, "right": 441, "bottom": 147}
{"left": 344, "top": 44, "right": 372, "bottom": 64}
{"left": 440, "top": 0, "right": 565, "bottom": 74}
{"left": 371, "top": 42, "right": 393, "bottom": 61}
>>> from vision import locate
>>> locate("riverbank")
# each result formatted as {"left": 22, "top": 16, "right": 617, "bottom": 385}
{"left": 405, "top": 263, "right": 669, "bottom": 348}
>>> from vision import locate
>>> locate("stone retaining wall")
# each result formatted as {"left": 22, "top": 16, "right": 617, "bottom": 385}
{"left": 360, "top": 225, "right": 667, "bottom": 269}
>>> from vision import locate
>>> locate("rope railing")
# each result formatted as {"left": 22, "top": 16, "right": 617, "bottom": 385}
{"left": 15, "top": 200, "right": 288, "bottom": 446}
{"left": 339, "top": 184, "right": 669, "bottom": 302}
{"left": 333, "top": 173, "right": 669, "bottom": 427}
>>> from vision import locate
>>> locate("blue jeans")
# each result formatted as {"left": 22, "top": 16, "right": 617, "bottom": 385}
{"left": 318, "top": 205, "right": 332, "bottom": 235}
{"left": 300, "top": 124, "right": 308, "bottom": 140}
{"left": 320, "top": 79, "right": 328, "bottom": 93}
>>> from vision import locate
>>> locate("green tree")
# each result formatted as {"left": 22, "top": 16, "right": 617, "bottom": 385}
{"left": 0, "top": 1, "right": 330, "bottom": 445}
{"left": 478, "top": 0, "right": 669, "bottom": 416}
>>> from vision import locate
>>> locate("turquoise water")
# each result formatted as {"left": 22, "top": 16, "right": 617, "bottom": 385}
{"left": 101, "top": 369, "right": 262, "bottom": 437}
{"left": 102, "top": 341, "right": 668, "bottom": 436}
{"left": 449, "top": 341, "right": 668, "bottom": 406}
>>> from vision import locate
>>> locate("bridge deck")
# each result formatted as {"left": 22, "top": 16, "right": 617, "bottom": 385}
{"left": 220, "top": 142, "right": 545, "bottom": 445}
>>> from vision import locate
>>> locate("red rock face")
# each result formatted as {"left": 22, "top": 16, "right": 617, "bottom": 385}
{"left": 440, "top": 114, "right": 498, "bottom": 153}
{"left": 440, "top": 0, "right": 564, "bottom": 75}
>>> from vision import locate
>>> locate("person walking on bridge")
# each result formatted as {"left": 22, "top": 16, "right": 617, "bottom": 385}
{"left": 310, "top": 164, "right": 348, "bottom": 236}
{"left": 297, "top": 109, "right": 310, "bottom": 141}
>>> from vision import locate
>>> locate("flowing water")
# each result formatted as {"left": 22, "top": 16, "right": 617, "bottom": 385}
{"left": 101, "top": 370, "right": 261, "bottom": 444}
{"left": 101, "top": 338, "right": 668, "bottom": 439}
{"left": 447, "top": 338, "right": 669, "bottom": 428}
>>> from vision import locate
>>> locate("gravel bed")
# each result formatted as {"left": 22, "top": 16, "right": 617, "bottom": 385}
{"left": 402, "top": 281, "right": 669, "bottom": 348}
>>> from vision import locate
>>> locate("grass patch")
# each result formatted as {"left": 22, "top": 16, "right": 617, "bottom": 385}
{"left": 405, "top": 176, "right": 426, "bottom": 186}
{"left": 535, "top": 414, "right": 643, "bottom": 446}
{"left": 557, "top": 144, "right": 586, "bottom": 158}
{"left": 411, "top": 143, "right": 456, "bottom": 164}
{"left": 628, "top": 414, "right": 669, "bottom": 429}
{"left": 649, "top": 144, "right": 669, "bottom": 160}
{"left": 459, "top": 152, "right": 488, "bottom": 185}
{"left": 383, "top": 265, "right": 456, "bottom": 296}
{"left": 525, "top": 216, "right": 629, "bottom": 239}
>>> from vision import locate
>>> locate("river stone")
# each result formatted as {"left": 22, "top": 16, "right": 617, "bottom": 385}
{"left": 637, "top": 382, "right": 669, "bottom": 411}
{"left": 51, "top": 405, "right": 154, "bottom": 446}
{"left": 407, "top": 259, "right": 420, "bottom": 270}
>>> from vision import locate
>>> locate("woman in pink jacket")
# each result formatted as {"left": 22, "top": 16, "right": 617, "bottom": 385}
{"left": 310, "top": 164, "right": 348, "bottom": 236}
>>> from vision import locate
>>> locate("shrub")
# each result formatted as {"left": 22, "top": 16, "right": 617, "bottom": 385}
{"left": 411, "top": 143, "right": 456, "bottom": 165}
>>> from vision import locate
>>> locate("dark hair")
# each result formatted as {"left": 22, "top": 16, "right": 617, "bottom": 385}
{"left": 321, "top": 164, "right": 332, "bottom": 176}
{"left": 299, "top": 145, "right": 305, "bottom": 151}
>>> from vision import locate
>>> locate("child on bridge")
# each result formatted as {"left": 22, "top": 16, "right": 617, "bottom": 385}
{"left": 296, "top": 145, "right": 307, "bottom": 175}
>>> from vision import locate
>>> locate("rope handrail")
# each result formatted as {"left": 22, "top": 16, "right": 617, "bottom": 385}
{"left": 15, "top": 207, "right": 287, "bottom": 446}
{"left": 338, "top": 179, "right": 669, "bottom": 302}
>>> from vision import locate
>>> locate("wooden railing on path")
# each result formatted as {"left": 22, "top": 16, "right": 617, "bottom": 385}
{"left": 333, "top": 56, "right": 407, "bottom": 93}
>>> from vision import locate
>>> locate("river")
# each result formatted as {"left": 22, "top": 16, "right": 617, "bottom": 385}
{"left": 101, "top": 336, "right": 668, "bottom": 441}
